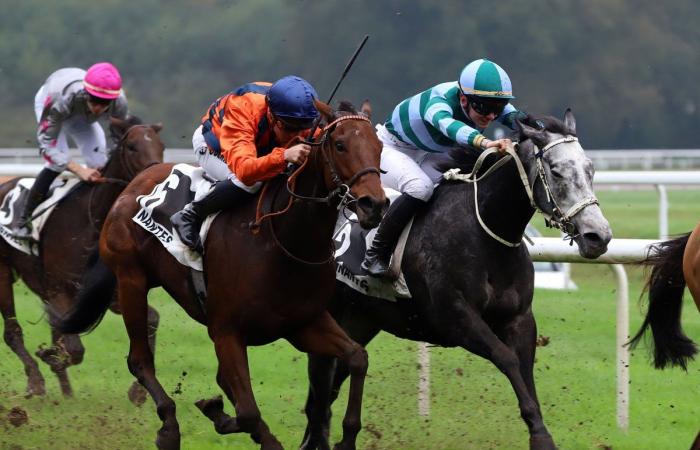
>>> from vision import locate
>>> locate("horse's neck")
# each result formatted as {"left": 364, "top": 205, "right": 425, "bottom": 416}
{"left": 473, "top": 161, "right": 535, "bottom": 243}
{"left": 87, "top": 154, "right": 131, "bottom": 220}
{"left": 272, "top": 162, "right": 337, "bottom": 256}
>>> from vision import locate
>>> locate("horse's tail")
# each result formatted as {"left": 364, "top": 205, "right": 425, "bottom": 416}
{"left": 50, "top": 249, "right": 117, "bottom": 334}
{"left": 628, "top": 233, "right": 698, "bottom": 370}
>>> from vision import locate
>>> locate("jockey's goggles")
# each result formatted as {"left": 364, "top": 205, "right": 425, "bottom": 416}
{"left": 467, "top": 95, "right": 508, "bottom": 117}
{"left": 274, "top": 115, "right": 316, "bottom": 132}
{"left": 87, "top": 93, "right": 113, "bottom": 106}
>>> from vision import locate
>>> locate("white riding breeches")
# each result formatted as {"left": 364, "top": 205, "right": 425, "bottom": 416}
{"left": 376, "top": 124, "right": 454, "bottom": 202}
{"left": 192, "top": 125, "right": 261, "bottom": 193}
{"left": 35, "top": 86, "right": 108, "bottom": 172}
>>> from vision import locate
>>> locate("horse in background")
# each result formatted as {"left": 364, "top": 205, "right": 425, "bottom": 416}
{"left": 301, "top": 110, "right": 612, "bottom": 450}
{"left": 0, "top": 117, "right": 164, "bottom": 399}
{"left": 54, "top": 100, "right": 387, "bottom": 450}
{"left": 629, "top": 226, "right": 700, "bottom": 369}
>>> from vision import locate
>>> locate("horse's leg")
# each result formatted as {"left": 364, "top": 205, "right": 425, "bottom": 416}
{"left": 0, "top": 262, "right": 45, "bottom": 396}
{"left": 692, "top": 429, "right": 700, "bottom": 450}
{"left": 205, "top": 330, "right": 283, "bottom": 450}
{"left": 110, "top": 300, "right": 159, "bottom": 407}
{"left": 289, "top": 312, "right": 368, "bottom": 450}
{"left": 36, "top": 328, "right": 85, "bottom": 396}
{"left": 497, "top": 311, "right": 555, "bottom": 450}
{"left": 301, "top": 314, "right": 380, "bottom": 450}
{"left": 453, "top": 308, "right": 555, "bottom": 450}
{"left": 119, "top": 269, "right": 180, "bottom": 450}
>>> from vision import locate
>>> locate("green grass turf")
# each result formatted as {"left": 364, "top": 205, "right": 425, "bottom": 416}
{"left": 0, "top": 189, "right": 698, "bottom": 449}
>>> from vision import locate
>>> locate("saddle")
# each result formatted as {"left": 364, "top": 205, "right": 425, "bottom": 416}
{"left": 334, "top": 188, "right": 412, "bottom": 301}
{"left": 0, "top": 177, "right": 80, "bottom": 255}
{"left": 132, "top": 164, "right": 216, "bottom": 271}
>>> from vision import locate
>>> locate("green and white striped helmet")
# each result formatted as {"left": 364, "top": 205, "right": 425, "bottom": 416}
{"left": 459, "top": 59, "right": 515, "bottom": 99}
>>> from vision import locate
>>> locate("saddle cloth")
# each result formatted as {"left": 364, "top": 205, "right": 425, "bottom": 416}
{"left": 132, "top": 164, "right": 217, "bottom": 271}
{"left": 334, "top": 188, "right": 412, "bottom": 301}
{"left": 0, "top": 177, "right": 80, "bottom": 255}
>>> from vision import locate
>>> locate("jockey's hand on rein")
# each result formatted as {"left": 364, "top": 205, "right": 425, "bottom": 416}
{"left": 284, "top": 143, "right": 311, "bottom": 165}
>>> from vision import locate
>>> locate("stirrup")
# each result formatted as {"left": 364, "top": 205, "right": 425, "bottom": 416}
{"left": 361, "top": 253, "right": 392, "bottom": 278}
{"left": 170, "top": 207, "right": 203, "bottom": 253}
{"left": 11, "top": 224, "right": 33, "bottom": 240}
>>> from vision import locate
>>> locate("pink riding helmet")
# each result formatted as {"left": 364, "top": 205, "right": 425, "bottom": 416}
{"left": 83, "top": 62, "right": 122, "bottom": 99}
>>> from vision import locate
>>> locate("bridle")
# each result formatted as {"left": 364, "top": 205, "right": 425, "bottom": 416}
{"left": 251, "top": 113, "right": 382, "bottom": 265}
{"left": 108, "top": 124, "right": 162, "bottom": 182}
{"left": 86, "top": 124, "right": 162, "bottom": 232}
{"left": 443, "top": 135, "right": 599, "bottom": 247}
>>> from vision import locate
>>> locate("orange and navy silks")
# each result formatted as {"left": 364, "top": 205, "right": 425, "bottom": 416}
{"left": 200, "top": 82, "right": 287, "bottom": 186}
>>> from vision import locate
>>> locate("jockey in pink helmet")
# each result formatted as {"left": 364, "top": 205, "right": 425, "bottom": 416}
{"left": 83, "top": 62, "right": 123, "bottom": 100}
{"left": 12, "top": 62, "right": 130, "bottom": 239}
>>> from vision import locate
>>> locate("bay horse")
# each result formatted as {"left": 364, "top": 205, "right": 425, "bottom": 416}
{"left": 0, "top": 117, "right": 164, "bottom": 398}
{"left": 628, "top": 226, "right": 700, "bottom": 369}
{"left": 54, "top": 100, "right": 387, "bottom": 450}
{"left": 301, "top": 110, "right": 613, "bottom": 450}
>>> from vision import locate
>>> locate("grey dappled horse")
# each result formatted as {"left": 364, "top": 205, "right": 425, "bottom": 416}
{"left": 302, "top": 110, "right": 612, "bottom": 450}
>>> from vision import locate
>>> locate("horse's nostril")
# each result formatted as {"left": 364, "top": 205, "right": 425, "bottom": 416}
{"left": 583, "top": 231, "right": 611, "bottom": 246}
{"left": 356, "top": 196, "right": 374, "bottom": 213}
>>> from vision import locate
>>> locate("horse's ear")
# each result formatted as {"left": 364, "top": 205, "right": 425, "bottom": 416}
{"left": 150, "top": 122, "right": 163, "bottom": 133}
{"left": 314, "top": 99, "right": 335, "bottom": 123}
{"left": 360, "top": 99, "right": 372, "bottom": 119}
{"left": 563, "top": 108, "right": 576, "bottom": 134}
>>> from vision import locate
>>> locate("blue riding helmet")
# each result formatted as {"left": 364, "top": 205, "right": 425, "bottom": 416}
{"left": 267, "top": 76, "right": 320, "bottom": 125}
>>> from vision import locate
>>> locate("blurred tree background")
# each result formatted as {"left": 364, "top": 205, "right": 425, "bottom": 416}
{"left": 0, "top": 0, "right": 698, "bottom": 150}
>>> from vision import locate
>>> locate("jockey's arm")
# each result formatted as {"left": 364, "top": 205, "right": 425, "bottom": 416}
{"left": 66, "top": 160, "right": 102, "bottom": 182}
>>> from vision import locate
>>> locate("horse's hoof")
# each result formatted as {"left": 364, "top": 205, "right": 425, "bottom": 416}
{"left": 27, "top": 377, "right": 46, "bottom": 397}
{"left": 333, "top": 442, "right": 355, "bottom": 450}
{"left": 195, "top": 395, "right": 224, "bottom": 415}
{"left": 530, "top": 434, "right": 557, "bottom": 450}
{"left": 260, "top": 438, "right": 284, "bottom": 450}
{"left": 128, "top": 382, "right": 148, "bottom": 407}
{"left": 155, "top": 426, "right": 181, "bottom": 450}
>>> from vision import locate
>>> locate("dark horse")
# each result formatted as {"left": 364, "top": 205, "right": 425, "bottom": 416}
{"left": 0, "top": 117, "right": 164, "bottom": 398}
{"left": 301, "top": 111, "right": 613, "bottom": 450}
{"left": 628, "top": 223, "right": 700, "bottom": 450}
{"left": 55, "top": 100, "right": 387, "bottom": 450}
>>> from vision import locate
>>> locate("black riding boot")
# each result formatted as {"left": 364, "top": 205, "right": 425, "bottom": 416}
{"left": 170, "top": 180, "right": 250, "bottom": 253}
{"left": 361, "top": 193, "right": 425, "bottom": 277}
{"left": 12, "top": 168, "right": 60, "bottom": 239}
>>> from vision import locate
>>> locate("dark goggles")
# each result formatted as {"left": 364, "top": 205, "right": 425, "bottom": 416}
{"left": 467, "top": 95, "right": 508, "bottom": 117}
{"left": 274, "top": 115, "right": 316, "bottom": 132}
{"left": 87, "top": 93, "right": 113, "bottom": 106}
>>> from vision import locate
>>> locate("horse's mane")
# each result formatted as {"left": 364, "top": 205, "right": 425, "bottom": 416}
{"left": 438, "top": 113, "right": 573, "bottom": 175}
{"left": 336, "top": 100, "right": 359, "bottom": 115}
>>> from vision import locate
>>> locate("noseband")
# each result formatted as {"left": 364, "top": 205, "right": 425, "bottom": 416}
{"left": 443, "top": 135, "right": 599, "bottom": 247}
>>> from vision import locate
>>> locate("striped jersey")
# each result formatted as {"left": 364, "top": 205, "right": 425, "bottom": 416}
{"left": 384, "top": 82, "right": 521, "bottom": 153}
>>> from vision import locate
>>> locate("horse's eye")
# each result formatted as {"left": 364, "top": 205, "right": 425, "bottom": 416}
{"left": 550, "top": 169, "right": 563, "bottom": 178}
{"left": 127, "top": 143, "right": 138, "bottom": 152}
{"left": 335, "top": 141, "right": 346, "bottom": 152}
